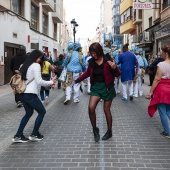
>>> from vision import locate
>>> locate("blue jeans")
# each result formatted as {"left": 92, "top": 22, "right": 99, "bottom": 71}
{"left": 40, "top": 90, "right": 50, "bottom": 101}
{"left": 15, "top": 93, "right": 46, "bottom": 137}
{"left": 158, "top": 103, "right": 170, "bottom": 134}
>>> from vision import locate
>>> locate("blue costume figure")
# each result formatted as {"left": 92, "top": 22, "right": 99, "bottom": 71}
{"left": 62, "top": 42, "right": 86, "bottom": 105}
{"left": 113, "top": 50, "right": 121, "bottom": 94}
{"left": 133, "top": 51, "right": 148, "bottom": 97}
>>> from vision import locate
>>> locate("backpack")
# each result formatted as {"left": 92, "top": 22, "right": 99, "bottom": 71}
{"left": 10, "top": 70, "right": 34, "bottom": 94}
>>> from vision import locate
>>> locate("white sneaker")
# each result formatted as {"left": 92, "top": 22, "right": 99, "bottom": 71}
{"left": 87, "top": 90, "right": 91, "bottom": 95}
{"left": 116, "top": 90, "right": 120, "bottom": 94}
{"left": 74, "top": 99, "right": 80, "bottom": 103}
{"left": 64, "top": 99, "right": 70, "bottom": 105}
{"left": 45, "top": 97, "right": 49, "bottom": 105}
{"left": 133, "top": 94, "right": 138, "bottom": 98}
{"left": 139, "top": 93, "right": 143, "bottom": 96}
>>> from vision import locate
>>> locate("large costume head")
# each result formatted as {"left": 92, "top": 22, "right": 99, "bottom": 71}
{"left": 73, "top": 42, "right": 81, "bottom": 52}
{"left": 103, "top": 33, "right": 117, "bottom": 55}
{"left": 65, "top": 42, "right": 74, "bottom": 56}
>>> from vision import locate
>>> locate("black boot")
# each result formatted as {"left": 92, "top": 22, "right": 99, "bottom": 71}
{"left": 93, "top": 127, "right": 100, "bottom": 142}
{"left": 102, "top": 130, "right": 112, "bottom": 140}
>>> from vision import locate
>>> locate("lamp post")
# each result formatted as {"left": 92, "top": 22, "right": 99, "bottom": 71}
{"left": 70, "top": 18, "right": 78, "bottom": 43}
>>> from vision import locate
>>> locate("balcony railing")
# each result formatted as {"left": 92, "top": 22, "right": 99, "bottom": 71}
{"left": 138, "top": 31, "right": 153, "bottom": 43}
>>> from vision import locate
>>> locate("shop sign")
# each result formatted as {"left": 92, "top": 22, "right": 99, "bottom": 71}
{"left": 160, "top": 18, "right": 170, "bottom": 27}
{"left": 133, "top": 2, "right": 152, "bottom": 9}
{"left": 155, "top": 28, "right": 170, "bottom": 39}
{"left": 42, "top": 40, "right": 48, "bottom": 47}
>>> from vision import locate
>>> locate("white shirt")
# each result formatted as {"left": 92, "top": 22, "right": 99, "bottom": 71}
{"left": 158, "top": 61, "right": 170, "bottom": 79}
{"left": 24, "top": 63, "right": 53, "bottom": 94}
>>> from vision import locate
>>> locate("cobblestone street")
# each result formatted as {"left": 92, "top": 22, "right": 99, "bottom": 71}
{"left": 0, "top": 76, "right": 170, "bottom": 170}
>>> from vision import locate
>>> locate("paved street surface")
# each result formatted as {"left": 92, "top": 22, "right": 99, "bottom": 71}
{"left": 0, "top": 76, "right": 170, "bottom": 170}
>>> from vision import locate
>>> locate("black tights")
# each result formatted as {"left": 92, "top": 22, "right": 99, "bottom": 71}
{"left": 88, "top": 96, "right": 113, "bottom": 131}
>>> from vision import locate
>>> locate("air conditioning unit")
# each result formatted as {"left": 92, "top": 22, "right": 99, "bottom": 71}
{"left": 144, "top": 32, "right": 150, "bottom": 41}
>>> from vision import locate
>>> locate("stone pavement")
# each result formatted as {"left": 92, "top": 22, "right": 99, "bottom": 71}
{"left": 0, "top": 76, "right": 170, "bottom": 170}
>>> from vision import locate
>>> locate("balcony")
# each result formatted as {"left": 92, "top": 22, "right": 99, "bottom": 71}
{"left": 41, "top": 0, "right": 54, "bottom": 12}
{"left": 133, "top": 10, "right": 142, "bottom": 25}
{"left": 52, "top": 10, "right": 63, "bottom": 23}
{"left": 120, "top": 20, "right": 136, "bottom": 34}
{"left": 137, "top": 31, "right": 153, "bottom": 48}
{"left": 120, "top": 0, "right": 133, "bottom": 14}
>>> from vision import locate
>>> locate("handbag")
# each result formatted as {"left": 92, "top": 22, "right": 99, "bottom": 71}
{"left": 58, "top": 67, "right": 67, "bottom": 82}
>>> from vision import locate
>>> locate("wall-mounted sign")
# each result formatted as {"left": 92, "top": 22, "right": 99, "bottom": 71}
{"left": 133, "top": 2, "right": 152, "bottom": 9}
{"left": 139, "top": 0, "right": 147, "bottom": 2}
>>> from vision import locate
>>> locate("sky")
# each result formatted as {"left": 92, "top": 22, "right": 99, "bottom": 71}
{"left": 63, "top": 0, "right": 102, "bottom": 45}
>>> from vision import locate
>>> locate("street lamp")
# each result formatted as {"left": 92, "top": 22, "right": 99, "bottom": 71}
{"left": 70, "top": 18, "right": 78, "bottom": 43}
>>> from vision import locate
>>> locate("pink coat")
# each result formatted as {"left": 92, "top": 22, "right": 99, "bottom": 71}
{"left": 148, "top": 79, "right": 170, "bottom": 117}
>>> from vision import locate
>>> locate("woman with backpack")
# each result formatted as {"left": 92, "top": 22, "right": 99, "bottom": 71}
{"left": 12, "top": 50, "right": 56, "bottom": 143}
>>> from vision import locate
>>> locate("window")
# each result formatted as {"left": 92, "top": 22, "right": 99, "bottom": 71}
{"left": 163, "top": 0, "right": 170, "bottom": 9}
{"left": 53, "top": 23, "right": 57, "bottom": 39}
{"left": 54, "top": 0, "right": 56, "bottom": 12}
{"left": 42, "top": 14, "right": 48, "bottom": 34}
{"left": 121, "top": 7, "right": 133, "bottom": 24}
{"left": 31, "top": 4, "right": 38, "bottom": 30}
{"left": 149, "top": 17, "right": 152, "bottom": 27}
{"left": 11, "top": 0, "right": 21, "bottom": 15}
{"left": 139, "top": 10, "right": 142, "bottom": 19}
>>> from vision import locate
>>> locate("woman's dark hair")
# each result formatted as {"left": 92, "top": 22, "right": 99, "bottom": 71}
{"left": 59, "top": 54, "right": 64, "bottom": 60}
{"left": 89, "top": 42, "right": 104, "bottom": 57}
{"left": 161, "top": 45, "right": 170, "bottom": 57}
{"left": 20, "top": 50, "right": 44, "bottom": 80}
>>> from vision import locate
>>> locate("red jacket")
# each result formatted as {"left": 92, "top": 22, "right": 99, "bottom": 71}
{"left": 75, "top": 55, "right": 121, "bottom": 91}
{"left": 148, "top": 79, "right": 170, "bottom": 117}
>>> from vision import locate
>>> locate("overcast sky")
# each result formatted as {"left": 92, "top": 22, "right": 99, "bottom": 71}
{"left": 63, "top": 0, "right": 102, "bottom": 44}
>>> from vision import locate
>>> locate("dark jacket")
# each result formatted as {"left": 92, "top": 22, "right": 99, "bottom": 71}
{"left": 75, "top": 54, "right": 121, "bottom": 90}
{"left": 149, "top": 57, "right": 164, "bottom": 75}
{"left": 10, "top": 51, "right": 28, "bottom": 75}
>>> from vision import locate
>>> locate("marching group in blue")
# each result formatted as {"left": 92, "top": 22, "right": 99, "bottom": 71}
{"left": 11, "top": 38, "right": 170, "bottom": 143}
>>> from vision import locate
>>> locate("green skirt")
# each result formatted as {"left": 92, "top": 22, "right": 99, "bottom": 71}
{"left": 90, "top": 82, "right": 116, "bottom": 101}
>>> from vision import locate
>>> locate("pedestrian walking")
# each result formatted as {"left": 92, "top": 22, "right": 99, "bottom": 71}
{"left": 113, "top": 50, "right": 121, "bottom": 94}
{"left": 133, "top": 51, "right": 148, "bottom": 97}
{"left": 148, "top": 55, "right": 164, "bottom": 86}
{"left": 62, "top": 42, "right": 86, "bottom": 105}
{"left": 118, "top": 43, "right": 139, "bottom": 101}
{"left": 53, "top": 54, "right": 64, "bottom": 89}
{"left": 45, "top": 51, "right": 53, "bottom": 65}
{"left": 12, "top": 50, "right": 56, "bottom": 143}
{"left": 146, "top": 45, "right": 170, "bottom": 139}
{"left": 40, "top": 60, "right": 55, "bottom": 105}
{"left": 74, "top": 42, "right": 121, "bottom": 142}
{"left": 10, "top": 45, "right": 28, "bottom": 108}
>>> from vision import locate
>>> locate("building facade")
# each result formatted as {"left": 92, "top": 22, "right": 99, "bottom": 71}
{"left": 100, "top": 0, "right": 112, "bottom": 44}
{"left": 0, "top": 0, "right": 63, "bottom": 85}
{"left": 112, "top": 0, "right": 123, "bottom": 46}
